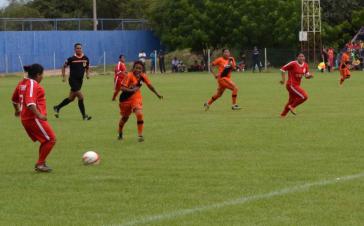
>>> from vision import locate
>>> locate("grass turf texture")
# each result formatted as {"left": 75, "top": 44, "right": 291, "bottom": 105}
{"left": 0, "top": 71, "right": 363, "bottom": 226}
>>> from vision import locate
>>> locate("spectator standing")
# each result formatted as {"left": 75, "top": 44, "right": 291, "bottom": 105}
{"left": 150, "top": 50, "right": 156, "bottom": 74}
{"left": 138, "top": 50, "right": 147, "bottom": 72}
{"left": 252, "top": 47, "right": 262, "bottom": 72}
{"left": 172, "top": 57, "right": 179, "bottom": 72}
{"left": 158, "top": 50, "right": 166, "bottom": 73}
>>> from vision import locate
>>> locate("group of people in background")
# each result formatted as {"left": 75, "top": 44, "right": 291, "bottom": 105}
{"left": 321, "top": 40, "right": 364, "bottom": 73}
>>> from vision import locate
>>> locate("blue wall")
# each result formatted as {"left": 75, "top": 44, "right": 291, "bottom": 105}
{"left": 0, "top": 31, "right": 161, "bottom": 73}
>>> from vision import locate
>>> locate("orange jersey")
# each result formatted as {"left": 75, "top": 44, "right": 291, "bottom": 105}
{"left": 340, "top": 53, "right": 350, "bottom": 69}
{"left": 120, "top": 72, "right": 151, "bottom": 103}
{"left": 212, "top": 57, "right": 236, "bottom": 79}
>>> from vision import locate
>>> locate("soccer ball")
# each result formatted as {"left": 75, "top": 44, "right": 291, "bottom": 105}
{"left": 82, "top": 151, "right": 100, "bottom": 165}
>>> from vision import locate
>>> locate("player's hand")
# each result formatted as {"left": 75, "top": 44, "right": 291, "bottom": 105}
{"left": 305, "top": 74, "right": 313, "bottom": 79}
{"left": 86, "top": 75, "right": 90, "bottom": 79}
{"left": 38, "top": 114, "right": 47, "bottom": 121}
{"left": 14, "top": 110, "right": 20, "bottom": 117}
{"left": 279, "top": 80, "right": 285, "bottom": 85}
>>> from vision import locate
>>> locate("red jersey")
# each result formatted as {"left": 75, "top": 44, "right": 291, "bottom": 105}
{"left": 120, "top": 72, "right": 151, "bottom": 103}
{"left": 281, "top": 61, "right": 310, "bottom": 86}
{"left": 114, "top": 61, "right": 127, "bottom": 79}
{"left": 12, "top": 78, "right": 47, "bottom": 121}
{"left": 212, "top": 57, "right": 236, "bottom": 79}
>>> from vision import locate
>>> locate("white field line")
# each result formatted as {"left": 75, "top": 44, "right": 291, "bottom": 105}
{"left": 111, "top": 172, "right": 364, "bottom": 226}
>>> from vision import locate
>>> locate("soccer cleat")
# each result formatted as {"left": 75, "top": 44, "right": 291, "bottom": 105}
{"left": 231, "top": 104, "right": 242, "bottom": 110}
{"left": 288, "top": 105, "right": 296, "bottom": 115}
{"left": 203, "top": 102, "right": 210, "bottom": 111}
{"left": 138, "top": 136, "right": 144, "bottom": 142}
{"left": 35, "top": 163, "right": 52, "bottom": 173}
{"left": 83, "top": 115, "right": 92, "bottom": 121}
{"left": 118, "top": 133, "right": 123, "bottom": 140}
{"left": 53, "top": 106, "right": 59, "bottom": 118}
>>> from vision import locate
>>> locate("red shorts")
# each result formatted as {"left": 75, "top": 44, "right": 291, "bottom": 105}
{"left": 119, "top": 100, "right": 143, "bottom": 117}
{"left": 217, "top": 77, "right": 237, "bottom": 91}
{"left": 340, "top": 68, "right": 350, "bottom": 78}
{"left": 21, "top": 119, "right": 56, "bottom": 143}
{"left": 114, "top": 76, "right": 123, "bottom": 91}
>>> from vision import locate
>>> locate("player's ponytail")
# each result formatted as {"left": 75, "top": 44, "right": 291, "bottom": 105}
{"left": 24, "top": 64, "right": 44, "bottom": 79}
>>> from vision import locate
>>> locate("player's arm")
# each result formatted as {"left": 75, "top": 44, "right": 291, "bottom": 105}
{"left": 11, "top": 87, "right": 20, "bottom": 117}
{"left": 210, "top": 60, "right": 218, "bottom": 79}
{"left": 28, "top": 104, "right": 47, "bottom": 121}
{"left": 62, "top": 59, "right": 70, "bottom": 82}
{"left": 85, "top": 58, "right": 90, "bottom": 79}
{"left": 146, "top": 84, "right": 163, "bottom": 99}
{"left": 280, "top": 70, "right": 286, "bottom": 85}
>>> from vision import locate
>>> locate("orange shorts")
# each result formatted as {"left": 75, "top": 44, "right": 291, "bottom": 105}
{"left": 119, "top": 100, "right": 143, "bottom": 116}
{"left": 217, "top": 77, "right": 237, "bottom": 91}
{"left": 340, "top": 67, "right": 350, "bottom": 78}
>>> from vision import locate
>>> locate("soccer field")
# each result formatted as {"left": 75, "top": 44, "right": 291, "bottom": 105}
{"left": 0, "top": 71, "right": 364, "bottom": 226}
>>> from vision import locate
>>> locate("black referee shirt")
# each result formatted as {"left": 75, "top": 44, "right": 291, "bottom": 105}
{"left": 65, "top": 54, "right": 90, "bottom": 79}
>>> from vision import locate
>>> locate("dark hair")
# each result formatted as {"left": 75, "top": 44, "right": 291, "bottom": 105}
{"left": 74, "top": 43, "right": 82, "bottom": 48}
{"left": 119, "top": 54, "right": 124, "bottom": 59}
{"left": 296, "top": 52, "right": 305, "bottom": 57}
{"left": 132, "top": 60, "right": 145, "bottom": 70}
{"left": 222, "top": 48, "right": 229, "bottom": 53}
{"left": 23, "top": 64, "right": 44, "bottom": 79}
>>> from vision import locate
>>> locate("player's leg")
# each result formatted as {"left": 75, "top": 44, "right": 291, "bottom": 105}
{"left": 118, "top": 102, "right": 132, "bottom": 140}
{"left": 36, "top": 120, "right": 56, "bottom": 172}
{"left": 23, "top": 119, "right": 56, "bottom": 172}
{"left": 112, "top": 77, "right": 122, "bottom": 101}
{"left": 54, "top": 91, "right": 76, "bottom": 118}
{"left": 281, "top": 86, "right": 294, "bottom": 117}
{"left": 205, "top": 82, "right": 225, "bottom": 110}
{"left": 75, "top": 91, "right": 91, "bottom": 120}
{"left": 290, "top": 85, "right": 308, "bottom": 110}
{"left": 220, "top": 78, "right": 241, "bottom": 110}
{"left": 134, "top": 108, "right": 144, "bottom": 142}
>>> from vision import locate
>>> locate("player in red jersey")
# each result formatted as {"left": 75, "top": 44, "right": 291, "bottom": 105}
{"left": 204, "top": 49, "right": 241, "bottom": 111}
{"left": 280, "top": 53, "right": 313, "bottom": 117}
{"left": 11, "top": 64, "right": 56, "bottom": 172}
{"left": 118, "top": 61, "right": 163, "bottom": 142}
{"left": 112, "top": 54, "right": 127, "bottom": 101}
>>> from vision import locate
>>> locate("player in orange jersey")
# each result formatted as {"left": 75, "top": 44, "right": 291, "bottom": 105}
{"left": 118, "top": 61, "right": 163, "bottom": 142}
{"left": 339, "top": 49, "right": 351, "bottom": 86}
{"left": 204, "top": 49, "right": 241, "bottom": 111}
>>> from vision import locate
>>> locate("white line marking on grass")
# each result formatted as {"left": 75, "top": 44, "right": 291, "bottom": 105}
{"left": 112, "top": 172, "right": 364, "bottom": 226}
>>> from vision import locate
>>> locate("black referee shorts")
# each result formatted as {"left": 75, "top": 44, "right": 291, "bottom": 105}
{"left": 69, "top": 78, "right": 83, "bottom": 92}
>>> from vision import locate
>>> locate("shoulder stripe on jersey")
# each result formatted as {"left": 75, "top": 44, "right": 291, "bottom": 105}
{"left": 283, "top": 61, "right": 296, "bottom": 68}
{"left": 29, "top": 79, "right": 34, "bottom": 97}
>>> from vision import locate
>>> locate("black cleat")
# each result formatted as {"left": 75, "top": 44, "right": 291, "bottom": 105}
{"left": 83, "top": 115, "right": 92, "bottom": 121}
{"left": 35, "top": 163, "right": 52, "bottom": 173}
{"left": 53, "top": 106, "right": 59, "bottom": 118}
{"left": 118, "top": 133, "right": 123, "bottom": 140}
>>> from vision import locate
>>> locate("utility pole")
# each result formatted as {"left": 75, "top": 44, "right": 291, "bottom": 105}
{"left": 93, "top": 0, "right": 97, "bottom": 31}
{"left": 300, "top": 0, "right": 322, "bottom": 64}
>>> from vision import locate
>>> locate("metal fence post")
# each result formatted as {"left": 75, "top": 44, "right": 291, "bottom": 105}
{"left": 264, "top": 48, "right": 267, "bottom": 71}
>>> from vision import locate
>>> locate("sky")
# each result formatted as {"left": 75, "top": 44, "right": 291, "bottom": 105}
{"left": 0, "top": 0, "right": 8, "bottom": 8}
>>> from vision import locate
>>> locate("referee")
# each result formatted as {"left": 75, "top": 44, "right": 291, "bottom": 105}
{"left": 54, "top": 43, "right": 92, "bottom": 120}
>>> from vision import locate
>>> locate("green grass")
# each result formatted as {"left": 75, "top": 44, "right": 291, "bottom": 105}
{"left": 0, "top": 70, "right": 364, "bottom": 226}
